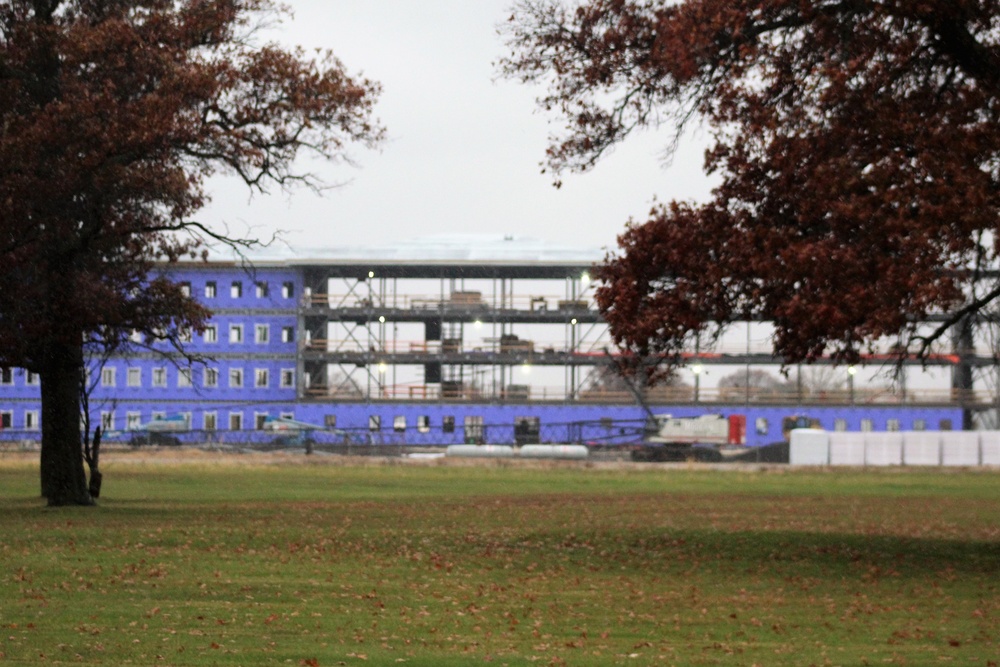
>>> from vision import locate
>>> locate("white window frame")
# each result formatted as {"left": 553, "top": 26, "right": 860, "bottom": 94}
{"left": 203, "top": 411, "right": 217, "bottom": 431}
{"left": 255, "top": 282, "right": 268, "bottom": 298}
{"left": 205, "top": 281, "right": 217, "bottom": 298}
{"left": 255, "top": 412, "right": 269, "bottom": 430}
{"left": 280, "top": 369, "right": 295, "bottom": 388}
{"left": 229, "top": 368, "right": 243, "bottom": 388}
{"left": 26, "top": 371, "right": 40, "bottom": 386}
{"left": 230, "top": 281, "right": 242, "bottom": 298}
{"left": 281, "top": 326, "right": 294, "bottom": 343}
{"left": 204, "top": 367, "right": 218, "bottom": 388}
{"left": 100, "top": 411, "right": 114, "bottom": 431}
{"left": 0, "top": 368, "right": 12, "bottom": 385}
{"left": 127, "top": 367, "right": 141, "bottom": 387}
{"left": 101, "top": 367, "right": 116, "bottom": 388}
{"left": 255, "top": 324, "right": 269, "bottom": 344}
{"left": 24, "top": 410, "right": 39, "bottom": 431}
{"left": 152, "top": 367, "right": 167, "bottom": 387}
{"left": 126, "top": 412, "right": 142, "bottom": 431}
{"left": 254, "top": 368, "right": 269, "bottom": 388}
{"left": 203, "top": 325, "right": 217, "bottom": 343}
{"left": 229, "top": 412, "right": 243, "bottom": 431}
{"left": 281, "top": 282, "right": 294, "bottom": 299}
{"left": 229, "top": 324, "right": 243, "bottom": 344}
{"left": 177, "top": 367, "right": 192, "bottom": 388}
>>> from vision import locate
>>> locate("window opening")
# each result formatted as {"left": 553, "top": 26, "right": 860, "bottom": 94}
{"left": 464, "top": 416, "right": 484, "bottom": 444}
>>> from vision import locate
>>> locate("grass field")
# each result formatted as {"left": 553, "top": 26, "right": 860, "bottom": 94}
{"left": 0, "top": 452, "right": 998, "bottom": 666}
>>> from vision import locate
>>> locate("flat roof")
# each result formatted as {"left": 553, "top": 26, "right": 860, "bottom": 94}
{"left": 199, "top": 234, "right": 605, "bottom": 278}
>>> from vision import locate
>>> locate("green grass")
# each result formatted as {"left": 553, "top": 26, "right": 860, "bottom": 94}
{"left": 1, "top": 456, "right": 998, "bottom": 665}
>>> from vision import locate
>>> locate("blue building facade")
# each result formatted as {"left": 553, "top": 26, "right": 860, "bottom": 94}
{"left": 0, "top": 245, "right": 970, "bottom": 447}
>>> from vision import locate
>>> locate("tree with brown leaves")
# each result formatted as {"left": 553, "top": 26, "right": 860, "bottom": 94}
{"left": 0, "top": 0, "right": 383, "bottom": 505}
{"left": 501, "top": 0, "right": 1000, "bottom": 381}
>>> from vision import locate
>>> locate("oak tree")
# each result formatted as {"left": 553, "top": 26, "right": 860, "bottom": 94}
{"left": 0, "top": 0, "right": 383, "bottom": 505}
{"left": 502, "top": 1, "right": 1000, "bottom": 380}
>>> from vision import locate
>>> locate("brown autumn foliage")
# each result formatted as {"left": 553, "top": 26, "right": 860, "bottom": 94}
{"left": 501, "top": 0, "right": 1000, "bottom": 380}
{"left": 0, "top": 0, "right": 383, "bottom": 504}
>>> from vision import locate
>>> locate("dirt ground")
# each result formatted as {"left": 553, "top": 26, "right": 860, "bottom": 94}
{"left": 0, "top": 443, "right": 747, "bottom": 471}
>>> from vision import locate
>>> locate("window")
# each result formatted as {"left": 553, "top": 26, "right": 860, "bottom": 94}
{"left": 939, "top": 419, "right": 953, "bottom": 431}
{"left": 834, "top": 418, "right": 847, "bottom": 432}
{"left": 229, "top": 324, "right": 243, "bottom": 343}
{"left": 255, "top": 282, "right": 269, "bottom": 298}
{"left": 126, "top": 412, "right": 142, "bottom": 430}
{"left": 418, "top": 415, "right": 430, "bottom": 433}
{"left": 254, "top": 368, "right": 269, "bottom": 388}
{"left": 369, "top": 415, "right": 381, "bottom": 431}
{"left": 0, "top": 367, "right": 12, "bottom": 385}
{"left": 179, "top": 281, "right": 191, "bottom": 297}
{"left": 231, "top": 281, "right": 242, "bottom": 298}
{"left": 204, "top": 367, "right": 218, "bottom": 388}
{"left": 152, "top": 411, "right": 166, "bottom": 421}
{"left": 229, "top": 412, "right": 243, "bottom": 431}
{"left": 130, "top": 329, "right": 143, "bottom": 343}
{"left": 280, "top": 411, "right": 295, "bottom": 421}
{"left": 324, "top": 414, "right": 337, "bottom": 428}
{"left": 203, "top": 412, "right": 217, "bottom": 431}
{"left": 152, "top": 367, "right": 167, "bottom": 387}
{"left": 282, "top": 282, "right": 294, "bottom": 299}
{"left": 255, "top": 413, "right": 269, "bottom": 430}
{"left": 280, "top": 369, "right": 295, "bottom": 388}
{"left": 24, "top": 410, "right": 39, "bottom": 431}
{"left": 26, "top": 371, "right": 39, "bottom": 386}
{"left": 203, "top": 325, "right": 217, "bottom": 343}
{"left": 229, "top": 368, "right": 244, "bottom": 388}
{"left": 755, "top": 417, "right": 769, "bottom": 435}
{"left": 128, "top": 368, "right": 141, "bottom": 387}
{"left": 860, "top": 418, "right": 874, "bottom": 432}
{"left": 514, "top": 416, "right": 540, "bottom": 445}
{"left": 179, "top": 328, "right": 192, "bottom": 343}
{"left": 394, "top": 416, "right": 407, "bottom": 432}
{"left": 887, "top": 419, "right": 900, "bottom": 432}
{"left": 255, "top": 324, "right": 269, "bottom": 344}
{"left": 205, "top": 281, "right": 217, "bottom": 298}
{"left": 177, "top": 368, "right": 192, "bottom": 388}
{"left": 100, "top": 411, "right": 114, "bottom": 431}
{"left": 913, "top": 419, "right": 926, "bottom": 431}
{"left": 281, "top": 326, "right": 295, "bottom": 343}
{"left": 464, "top": 416, "right": 484, "bottom": 444}
{"left": 442, "top": 416, "right": 455, "bottom": 433}
{"left": 0, "top": 411, "right": 12, "bottom": 429}
{"left": 101, "top": 367, "right": 116, "bottom": 387}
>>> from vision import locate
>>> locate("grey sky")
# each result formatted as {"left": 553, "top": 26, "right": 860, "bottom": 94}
{"left": 201, "top": 0, "right": 715, "bottom": 252}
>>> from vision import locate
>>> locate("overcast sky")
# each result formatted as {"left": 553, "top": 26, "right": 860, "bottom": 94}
{"left": 200, "top": 0, "right": 716, "bottom": 252}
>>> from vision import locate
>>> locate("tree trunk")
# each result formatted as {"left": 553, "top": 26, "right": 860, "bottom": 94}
{"left": 40, "top": 341, "right": 92, "bottom": 506}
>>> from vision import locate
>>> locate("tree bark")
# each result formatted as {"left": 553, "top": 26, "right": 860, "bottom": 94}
{"left": 40, "top": 341, "right": 93, "bottom": 506}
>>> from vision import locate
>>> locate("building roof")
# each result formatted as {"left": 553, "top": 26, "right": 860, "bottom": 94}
{"left": 200, "top": 234, "right": 606, "bottom": 279}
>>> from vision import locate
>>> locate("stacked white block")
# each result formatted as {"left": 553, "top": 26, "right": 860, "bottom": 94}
{"left": 829, "top": 432, "right": 866, "bottom": 466}
{"left": 903, "top": 431, "right": 941, "bottom": 466}
{"left": 865, "top": 432, "right": 903, "bottom": 466}
{"left": 982, "top": 431, "right": 1000, "bottom": 466}
{"left": 788, "top": 429, "right": 830, "bottom": 465}
{"left": 942, "top": 431, "right": 981, "bottom": 466}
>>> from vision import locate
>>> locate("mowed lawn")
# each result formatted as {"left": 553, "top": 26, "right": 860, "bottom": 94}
{"left": 0, "top": 453, "right": 998, "bottom": 666}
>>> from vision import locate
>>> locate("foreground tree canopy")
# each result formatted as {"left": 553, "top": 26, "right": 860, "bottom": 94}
{"left": 502, "top": 0, "right": 1000, "bottom": 377}
{"left": 0, "top": 0, "right": 383, "bottom": 504}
